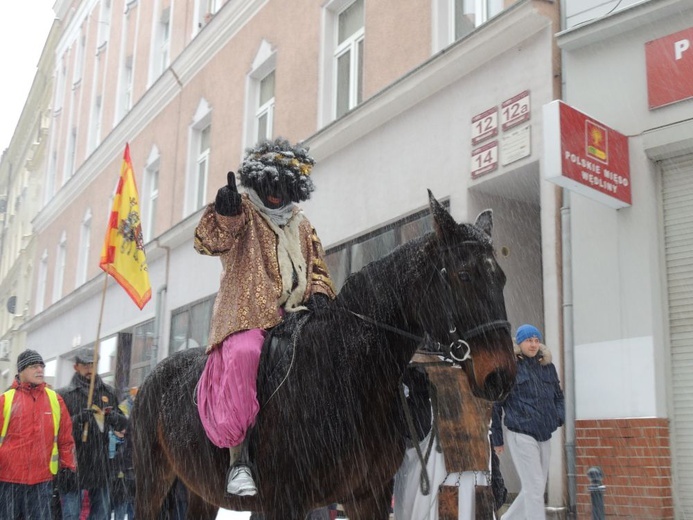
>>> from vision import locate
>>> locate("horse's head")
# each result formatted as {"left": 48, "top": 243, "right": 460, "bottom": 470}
{"left": 417, "top": 191, "right": 516, "bottom": 401}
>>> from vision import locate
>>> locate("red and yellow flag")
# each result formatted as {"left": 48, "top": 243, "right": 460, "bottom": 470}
{"left": 100, "top": 143, "right": 151, "bottom": 309}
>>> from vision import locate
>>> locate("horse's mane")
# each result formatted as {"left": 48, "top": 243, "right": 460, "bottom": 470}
{"left": 334, "top": 233, "right": 433, "bottom": 323}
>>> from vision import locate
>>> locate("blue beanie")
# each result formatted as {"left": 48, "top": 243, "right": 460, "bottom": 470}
{"left": 515, "top": 324, "right": 542, "bottom": 344}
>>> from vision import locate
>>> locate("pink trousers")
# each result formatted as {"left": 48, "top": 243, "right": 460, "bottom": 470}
{"left": 197, "top": 328, "right": 266, "bottom": 448}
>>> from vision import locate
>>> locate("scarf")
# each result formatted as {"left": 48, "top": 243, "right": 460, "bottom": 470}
{"left": 247, "top": 188, "right": 296, "bottom": 227}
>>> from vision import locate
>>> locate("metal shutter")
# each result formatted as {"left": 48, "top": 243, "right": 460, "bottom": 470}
{"left": 661, "top": 155, "right": 693, "bottom": 517}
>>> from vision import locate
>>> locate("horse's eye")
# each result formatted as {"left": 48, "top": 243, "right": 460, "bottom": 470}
{"left": 458, "top": 271, "right": 471, "bottom": 282}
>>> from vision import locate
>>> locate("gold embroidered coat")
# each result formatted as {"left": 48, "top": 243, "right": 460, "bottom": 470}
{"left": 194, "top": 195, "right": 335, "bottom": 352}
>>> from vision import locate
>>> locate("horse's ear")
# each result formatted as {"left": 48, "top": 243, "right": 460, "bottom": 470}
{"left": 475, "top": 209, "right": 493, "bottom": 238}
{"left": 428, "top": 190, "right": 458, "bottom": 243}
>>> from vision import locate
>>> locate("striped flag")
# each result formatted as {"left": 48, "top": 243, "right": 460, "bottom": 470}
{"left": 99, "top": 143, "right": 151, "bottom": 309}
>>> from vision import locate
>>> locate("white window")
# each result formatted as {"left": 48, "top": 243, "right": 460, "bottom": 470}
{"left": 76, "top": 209, "right": 92, "bottom": 287}
{"left": 36, "top": 250, "right": 48, "bottom": 314}
{"left": 320, "top": 0, "right": 364, "bottom": 124}
{"left": 434, "top": 0, "right": 504, "bottom": 50}
{"left": 53, "top": 232, "right": 67, "bottom": 303}
{"left": 89, "top": 94, "right": 102, "bottom": 153}
{"left": 244, "top": 40, "right": 276, "bottom": 147}
{"left": 97, "top": 0, "right": 112, "bottom": 47}
{"left": 144, "top": 147, "right": 160, "bottom": 242}
{"left": 45, "top": 151, "right": 57, "bottom": 204}
{"left": 186, "top": 99, "right": 212, "bottom": 216}
{"left": 196, "top": 0, "right": 223, "bottom": 32}
{"left": 195, "top": 125, "right": 211, "bottom": 211}
{"left": 65, "top": 128, "right": 77, "bottom": 181}
{"left": 150, "top": 7, "right": 171, "bottom": 82}
{"left": 73, "top": 34, "right": 86, "bottom": 84}
{"left": 118, "top": 56, "right": 134, "bottom": 121}
{"left": 54, "top": 62, "right": 66, "bottom": 112}
{"left": 256, "top": 71, "right": 275, "bottom": 142}
{"left": 335, "top": 0, "right": 364, "bottom": 119}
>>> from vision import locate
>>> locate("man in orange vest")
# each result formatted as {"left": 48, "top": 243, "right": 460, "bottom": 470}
{"left": 0, "top": 349, "right": 77, "bottom": 519}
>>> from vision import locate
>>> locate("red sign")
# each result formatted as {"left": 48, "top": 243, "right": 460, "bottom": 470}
{"left": 471, "top": 141, "right": 498, "bottom": 179}
{"left": 646, "top": 27, "right": 693, "bottom": 109}
{"left": 543, "top": 100, "right": 631, "bottom": 209}
{"left": 471, "top": 107, "right": 498, "bottom": 145}
{"left": 501, "top": 91, "right": 530, "bottom": 131}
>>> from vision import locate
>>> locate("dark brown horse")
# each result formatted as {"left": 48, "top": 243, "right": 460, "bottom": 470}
{"left": 131, "top": 192, "right": 516, "bottom": 519}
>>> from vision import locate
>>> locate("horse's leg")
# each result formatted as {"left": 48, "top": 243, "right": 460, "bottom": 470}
{"left": 135, "top": 436, "right": 177, "bottom": 520}
{"left": 341, "top": 485, "right": 393, "bottom": 520}
{"left": 186, "top": 491, "right": 218, "bottom": 520}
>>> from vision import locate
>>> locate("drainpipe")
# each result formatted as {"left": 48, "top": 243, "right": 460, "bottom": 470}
{"left": 151, "top": 241, "right": 170, "bottom": 372}
{"left": 562, "top": 189, "right": 577, "bottom": 519}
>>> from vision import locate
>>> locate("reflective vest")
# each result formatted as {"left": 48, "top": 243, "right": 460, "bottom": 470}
{"left": 1, "top": 387, "right": 61, "bottom": 475}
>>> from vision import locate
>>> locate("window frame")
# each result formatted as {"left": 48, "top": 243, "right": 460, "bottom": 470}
{"left": 76, "top": 209, "right": 92, "bottom": 287}
{"left": 52, "top": 232, "right": 67, "bottom": 303}
{"left": 144, "top": 147, "right": 160, "bottom": 242}
{"left": 185, "top": 99, "right": 212, "bottom": 216}
{"left": 334, "top": 0, "right": 364, "bottom": 119}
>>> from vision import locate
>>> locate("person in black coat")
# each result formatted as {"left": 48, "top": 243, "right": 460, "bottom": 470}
{"left": 56, "top": 347, "right": 127, "bottom": 520}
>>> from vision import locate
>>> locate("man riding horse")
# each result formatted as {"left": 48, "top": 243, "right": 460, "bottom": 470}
{"left": 194, "top": 138, "right": 336, "bottom": 497}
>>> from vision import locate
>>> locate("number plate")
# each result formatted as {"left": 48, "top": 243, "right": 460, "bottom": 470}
{"left": 501, "top": 90, "right": 531, "bottom": 131}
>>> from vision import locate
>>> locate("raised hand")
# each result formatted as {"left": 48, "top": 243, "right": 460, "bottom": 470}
{"left": 215, "top": 171, "right": 242, "bottom": 216}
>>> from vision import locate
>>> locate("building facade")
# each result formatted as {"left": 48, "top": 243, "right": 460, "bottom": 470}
{"left": 559, "top": 0, "right": 692, "bottom": 517}
{"left": 0, "top": 22, "right": 60, "bottom": 390}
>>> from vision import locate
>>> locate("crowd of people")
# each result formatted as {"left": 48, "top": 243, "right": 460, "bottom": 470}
{"left": 0, "top": 347, "right": 144, "bottom": 520}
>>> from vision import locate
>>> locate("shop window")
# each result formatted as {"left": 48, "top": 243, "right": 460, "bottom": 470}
{"left": 169, "top": 295, "right": 215, "bottom": 353}
{"left": 324, "top": 206, "right": 439, "bottom": 291}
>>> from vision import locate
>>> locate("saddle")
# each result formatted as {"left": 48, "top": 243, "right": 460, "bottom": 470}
{"left": 256, "top": 310, "right": 310, "bottom": 406}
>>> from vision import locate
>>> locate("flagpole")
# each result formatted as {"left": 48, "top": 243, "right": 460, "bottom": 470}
{"left": 82, "top": 273, "right": 109, "bottom": 443}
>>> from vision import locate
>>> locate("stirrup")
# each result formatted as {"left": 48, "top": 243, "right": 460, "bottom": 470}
{"left": 226, "top": 464, "right": 257, "bottom": 496}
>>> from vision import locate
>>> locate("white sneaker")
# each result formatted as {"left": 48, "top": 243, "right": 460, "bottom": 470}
{"left": 226, "top": 465, "right": 258, "bottom": 496}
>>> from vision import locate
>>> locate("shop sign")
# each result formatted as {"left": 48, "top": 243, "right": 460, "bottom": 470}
{"left": 543, "top": 100, "right": 631, "bottom": 209}
{"left": 646, "top": 27, "right": 693, "bottom": 109}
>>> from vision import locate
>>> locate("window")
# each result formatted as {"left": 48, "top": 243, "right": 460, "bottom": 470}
{"left": 169, "top": 296, "right": 215, "bottom": 353}
{"left": 97, "top": 0, "right": 112, "bottom": 47}
{"left": 186, "top": 98, "right": 212, "bottom": 216}
{"left": 45, "top": 151, "right": 57, "bottom": 204}
{"left": 76, "top": 209, "right": 92, "bottom": 287}
{"left": 244, "top": 39, "right": 276, "bottom": 147}
{"left": 150, "top": 7, "right": 171, "bottom": 82}
{"left": 144, "top": 147, "right": 160, "bottom": 242}
{"left": 88, "top": 94, "right": 102, "bottom": 153}
{"left": 65, "top": 128, "right": 77, "bottom": 181}
{"left": 73, "top": 34, "right": 85, "bottom": 84}
{"left": 335, "top": 0, "right": 364, "bottom": 118}
{"left": 324, "top": 207, "right": 439, "bottom": 291}
{"left": 118, "top": 56, "right": 134, "bottom": 121}
{"left": 129, "top": 319, "right": 155, "bottom": 388}
{"left": 256, "top": 71, "right": 275, "bottom": 142}
{"left": 434, "top": 0, "right": 505, "bottom": 50}
{"left": 36, "top": 250, "right": 48, "bottom": 313}
{"left": 196, "top": 0, "right": 222, "bottom": 31}
{"left": 52, "top": 232, "right": 67, "bottom": 303}
{"left": 54, "top": 62, "right": 66, "bottom": 112}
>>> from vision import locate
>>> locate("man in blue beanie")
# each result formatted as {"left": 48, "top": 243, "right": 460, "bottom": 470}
{"left": 491, "top": 324, "right": 564, "bottom": 519}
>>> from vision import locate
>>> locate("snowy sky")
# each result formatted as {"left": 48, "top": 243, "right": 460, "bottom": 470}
{"left": 0, "top": 1, "right": 55, "bottom": 153}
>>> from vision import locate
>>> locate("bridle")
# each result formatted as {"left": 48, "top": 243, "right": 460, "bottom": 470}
{"left": 349, "top": 262, "right": 510, "bottom": 367}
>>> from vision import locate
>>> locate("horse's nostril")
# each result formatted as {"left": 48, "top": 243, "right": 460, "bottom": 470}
{"left": 483, "top": 370, "right": 512, "bottom": 400}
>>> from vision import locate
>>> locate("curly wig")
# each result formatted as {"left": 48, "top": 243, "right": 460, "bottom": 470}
{"left": 238, "top": 138, "right": 315, "bottom": 202}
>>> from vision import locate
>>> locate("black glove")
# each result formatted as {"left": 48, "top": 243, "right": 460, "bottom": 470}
{"left": 56, "top": 468, "right": 79, "bottom": 494}
{"left": 214, "top": 171, "right": 242, "bottom": 216}
{"left": 71, "top": 408, "right": 95, "bottom": 426}
{"left": 105, "top": 407, "right": 128, "bottom": 431}
{"left": 306, "top": 293, "right": 331, "bottom": 312}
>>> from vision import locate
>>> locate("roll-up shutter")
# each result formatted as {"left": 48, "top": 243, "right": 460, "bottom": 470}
{"left": 661, "top": 154, "right": 693, "bottom": 517}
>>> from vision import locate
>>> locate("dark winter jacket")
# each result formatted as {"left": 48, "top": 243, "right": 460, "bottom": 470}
{"left": 491, "top": 344, "right": 564, "bottom": 445}
{"left": 57, "top": 373, "right": 127, "bottom": 489}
